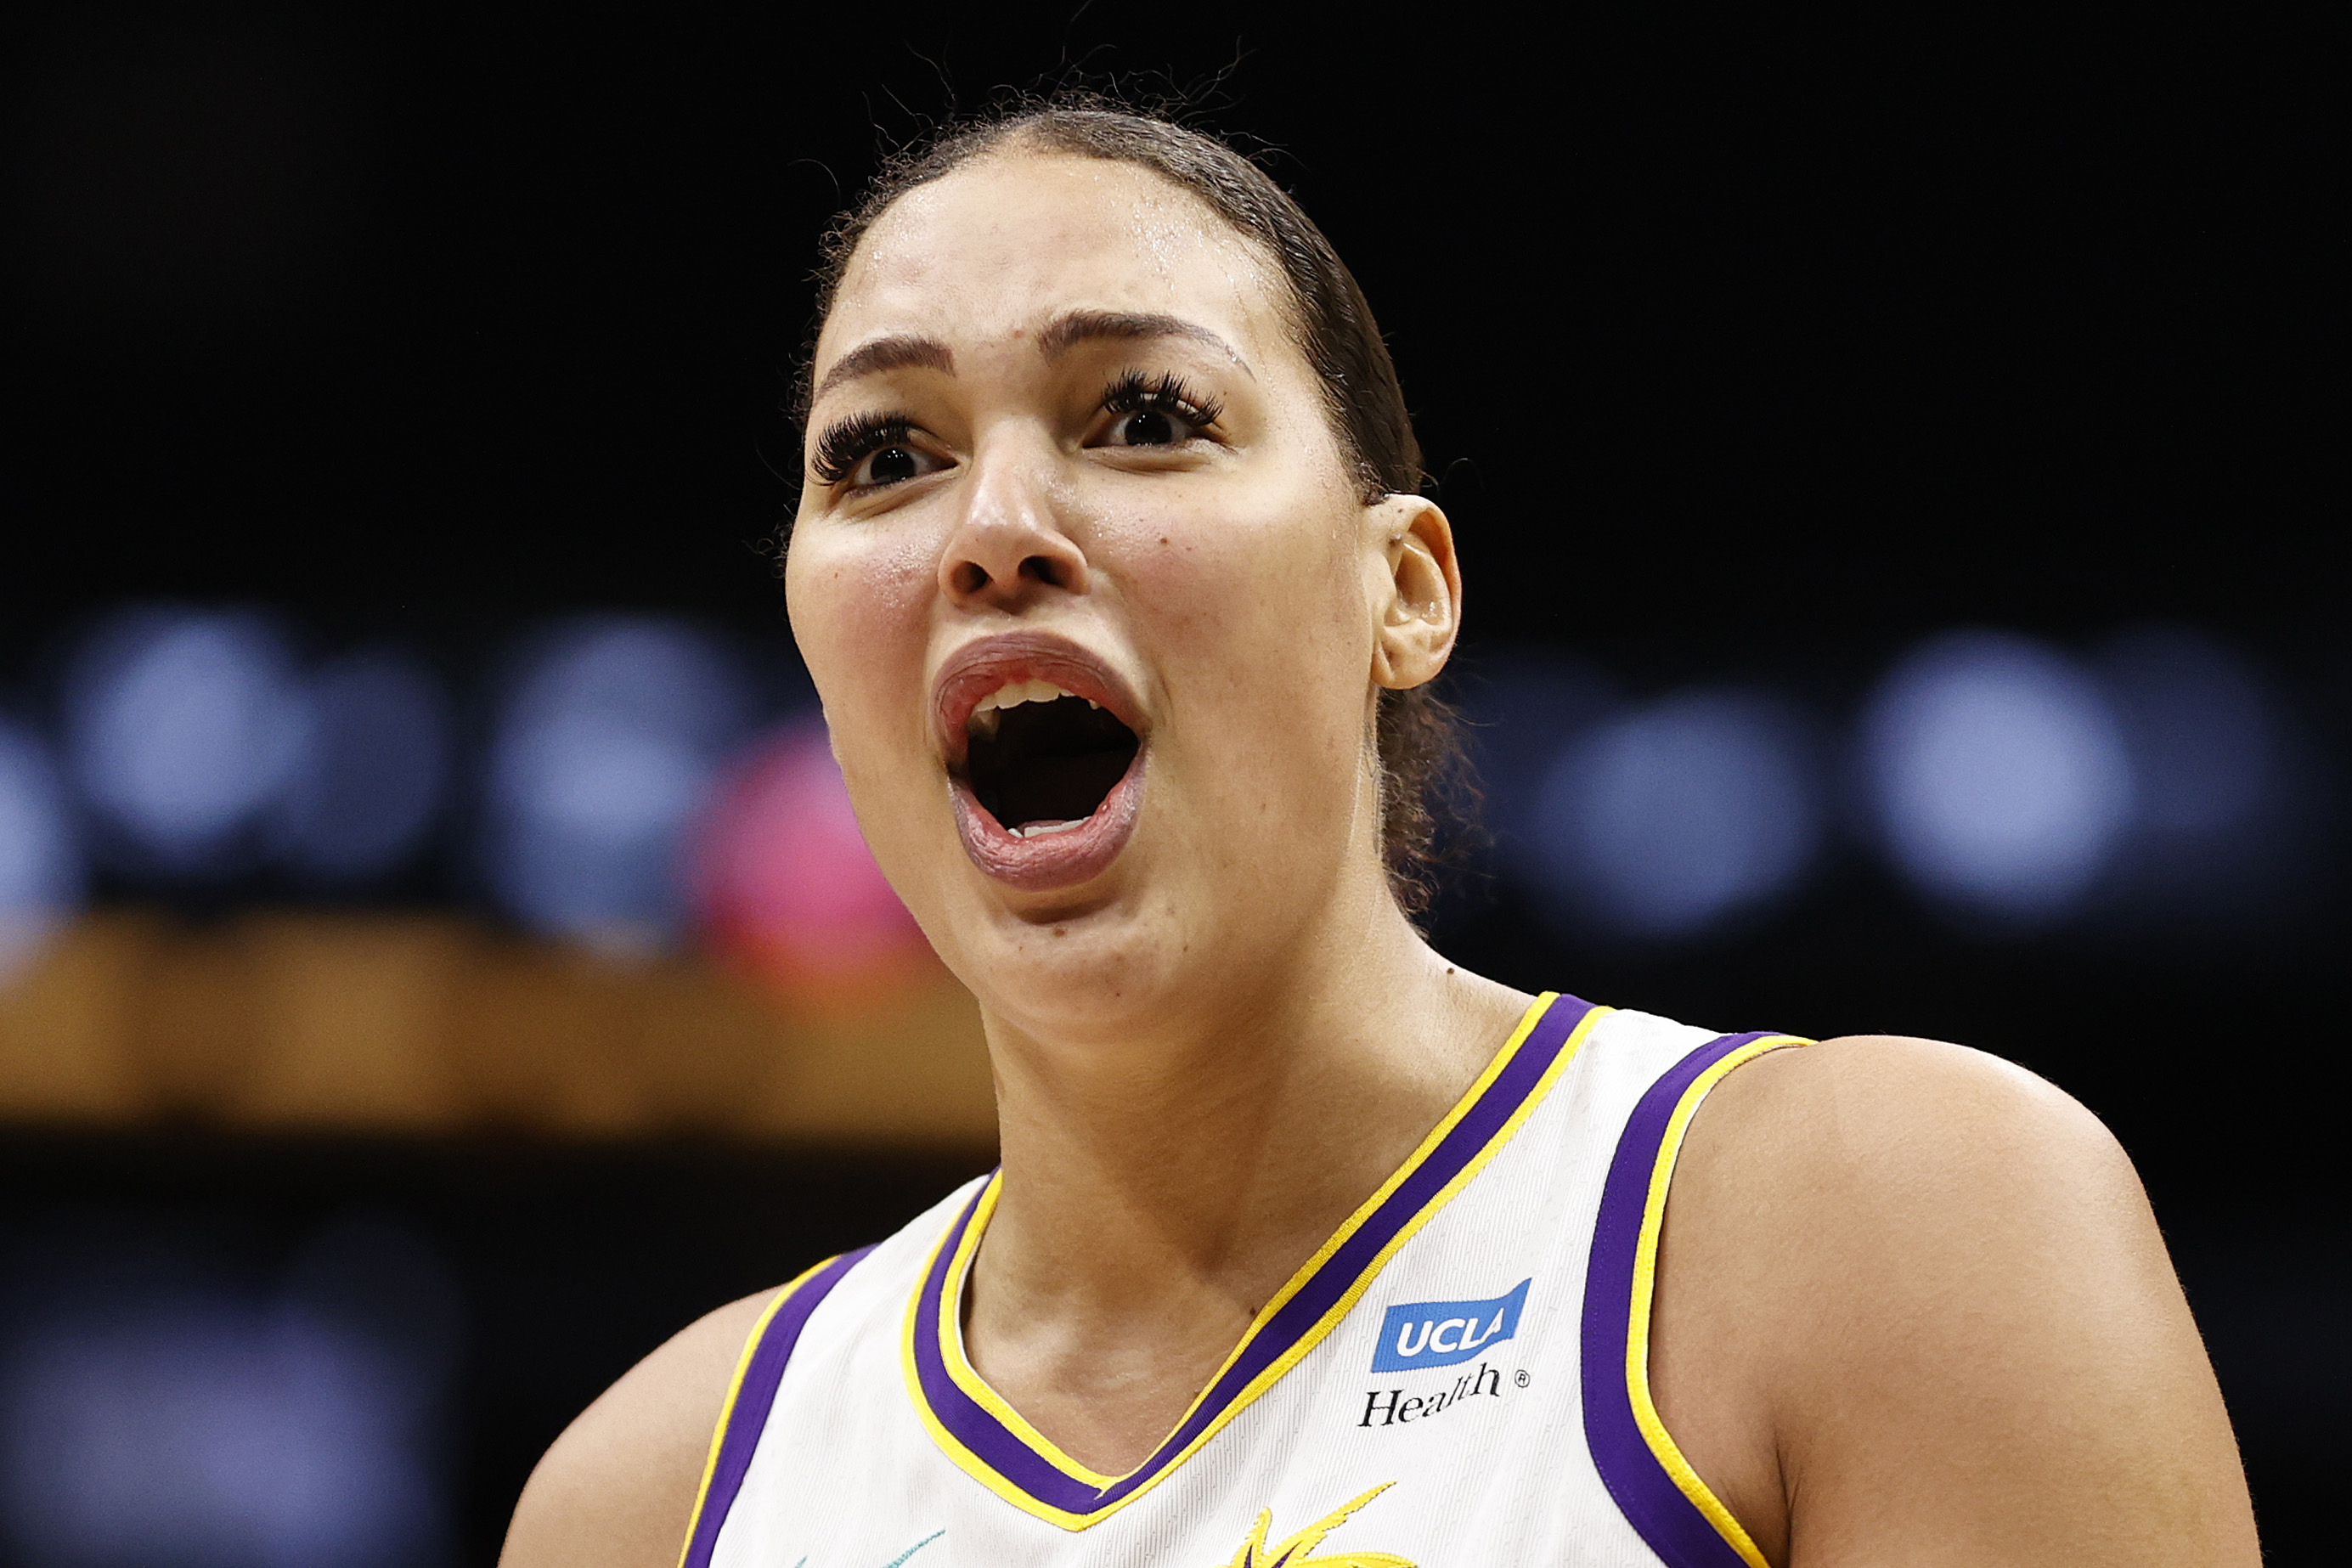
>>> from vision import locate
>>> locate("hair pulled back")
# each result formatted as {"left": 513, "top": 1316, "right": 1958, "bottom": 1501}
{"left": 798, "top": 99, "right": 1468, "bottom": 916}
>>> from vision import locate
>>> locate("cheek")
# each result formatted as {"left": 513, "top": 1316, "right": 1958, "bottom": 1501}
{"left": 790, "top": 527, "right": 928, "bottom": 668}
{"left": 1109, "top": 475, "right": 1368, "bottom": 730}
{"left": 786, "top": 524, "right": 938, "bottom": 755}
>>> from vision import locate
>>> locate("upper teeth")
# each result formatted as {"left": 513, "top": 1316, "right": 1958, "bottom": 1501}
{"left": 976, "top": 679, "right": 1080, "bottom": 713}
{"left": 968, "top": 680, "right": 1100, "bottom": 734}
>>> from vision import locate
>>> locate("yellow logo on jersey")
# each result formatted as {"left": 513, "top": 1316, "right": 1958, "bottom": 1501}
{"left": 1216, "top": 1481, "right": 1413, "bottom": 1567}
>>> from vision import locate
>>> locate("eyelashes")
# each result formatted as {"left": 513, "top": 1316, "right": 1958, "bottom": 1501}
{"left": 810, "top": 412, "right": 914, "bottom": 487}
{"left": 1099, "top": 369, "right": 1224, "bottom": 431}
{"left": 809, "top": 369, "right": 1226, "bottom": 489}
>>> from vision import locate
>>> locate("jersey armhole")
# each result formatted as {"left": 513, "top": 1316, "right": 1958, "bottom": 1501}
{"left": 677, "top": 1245, "right": 876, "bottom": 1568}
{"left": 1580, "top": 1031, "right": 1810, "bottom": 1568}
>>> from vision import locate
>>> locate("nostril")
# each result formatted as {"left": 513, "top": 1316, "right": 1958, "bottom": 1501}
{"left": 1019, "top": 556, "right": 1063, "bottom": 587}
{"left": 950, "top": 561, "right": 990, "bottom": 595}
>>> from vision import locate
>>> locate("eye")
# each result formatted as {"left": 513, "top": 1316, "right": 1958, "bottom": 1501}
{"left": 1104, "top": 404, "right": 1193, "bottom": 447}
{"left": 850, "top": 441, "right": 946, "bottom": 488}
{"left": 1092, "top": 370, "right": 1224, "bottom": 452}
{"left": 811, "top": 413, "right": 951, "bottom": 491}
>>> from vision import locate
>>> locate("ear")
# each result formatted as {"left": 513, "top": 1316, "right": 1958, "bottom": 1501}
{"left": 1363, "top": 494, "right": 1463, "bottom": 691}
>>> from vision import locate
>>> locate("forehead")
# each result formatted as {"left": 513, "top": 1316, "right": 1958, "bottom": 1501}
{"left": 818, "top": 151, "right": 1292, "bottom": 372}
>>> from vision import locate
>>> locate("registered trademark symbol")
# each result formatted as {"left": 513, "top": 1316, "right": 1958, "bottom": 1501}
{"left": 1514, "top": 1369, "right": 1531, "bottom": 1389}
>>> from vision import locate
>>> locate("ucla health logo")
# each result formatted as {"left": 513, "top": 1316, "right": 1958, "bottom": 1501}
{"left": 1372, "top": 1278, "right": 1531, "bottom": 1373}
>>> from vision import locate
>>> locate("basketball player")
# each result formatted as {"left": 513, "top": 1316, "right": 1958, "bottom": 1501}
{"left": 503, "top": 105, "right": 2257, "bottom": 1565}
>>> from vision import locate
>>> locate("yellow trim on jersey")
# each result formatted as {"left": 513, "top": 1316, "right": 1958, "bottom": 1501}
{"left": 674, "top": 1257, "right": 832, "bottom": 1568}
{"left": 902, "top": 991, "right": 1608, "bottom": 1531}
{"left": 1623, "top": 1035, "right": 1811, "bottom": 1568}
{"left": 935, "top": 1176, "right": 1121, "bottom": 1486}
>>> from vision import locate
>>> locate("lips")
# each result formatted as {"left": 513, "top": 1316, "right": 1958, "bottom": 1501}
{"left": 932, "top": 632, "right": 1148, "bottom": 892}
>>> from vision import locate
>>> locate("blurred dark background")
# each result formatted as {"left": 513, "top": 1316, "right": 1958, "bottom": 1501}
{"left": 2, "top": 4, "right": 2342, "bottom": 1563}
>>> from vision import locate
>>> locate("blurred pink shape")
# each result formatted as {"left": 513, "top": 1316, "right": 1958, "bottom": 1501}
{"left": 691, "top": 723, "right": 930, "bottom": 997}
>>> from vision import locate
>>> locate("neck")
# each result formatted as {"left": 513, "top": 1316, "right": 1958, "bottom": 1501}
{"left": 960, "top": 879, "right": 1532, "bottom": 1470}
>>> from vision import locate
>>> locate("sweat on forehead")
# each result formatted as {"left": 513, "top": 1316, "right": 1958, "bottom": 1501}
{"left": 819, "top": 152, "right": 1287, "bottom": 364}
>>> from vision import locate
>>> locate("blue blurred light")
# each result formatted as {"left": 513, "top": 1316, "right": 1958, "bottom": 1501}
{"left": 1862, "top": 629, "right": 2135, "bottom": 924}
{"left": 1533, "top": 689, "right": 1822, "bottom": 939}
{"left": 2094, "top": 625, "right": 2304, "bottom": 921}
{"left": 1454, "top": 650, "right": 1616, "bottom": 854}
{"left": 482, "top": 617, "right": 749, "bottom": 950}
{"left": 62, "top": 607, "right": 309, "bottom": 879}
{"left": 2100, "top": 626, "right": 2275, "bottom": 842}
{"left": 0, "top": 719, "right": 82, "bottom": 979}
{"left": 273, "top": 649, "right": 451, "bottom": 885}
{"left": 0, "top": 1222, "right": 456, "bottom": 1568}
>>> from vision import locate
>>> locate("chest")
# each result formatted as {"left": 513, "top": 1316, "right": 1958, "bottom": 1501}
{"left": 692, "top": 1003, "right": 1784, "bottom": 1568}
{"left": 719, "top": 1159, "right": 1653, "bottom": 1565}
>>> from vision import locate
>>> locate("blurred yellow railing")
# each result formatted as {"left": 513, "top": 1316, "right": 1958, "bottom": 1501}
{"left": 0, "top": 912, "right": 996, "bottom": 1147}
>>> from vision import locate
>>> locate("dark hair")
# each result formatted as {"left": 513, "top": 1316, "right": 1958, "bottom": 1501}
{"left": 796, "top": 99, "right": 1469, "bottom": 916}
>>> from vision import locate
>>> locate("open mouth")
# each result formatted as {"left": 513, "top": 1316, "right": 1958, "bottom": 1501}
{"left": 933, "top": 639, "right": 1150, "bottom": 893}
{"left": 964, "top": 681, "right": 1141, "bottom": 838}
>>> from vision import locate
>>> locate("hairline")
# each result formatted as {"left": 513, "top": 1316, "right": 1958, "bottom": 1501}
{"left": 800, "top": 133, "right": 1363, "bottom": 488}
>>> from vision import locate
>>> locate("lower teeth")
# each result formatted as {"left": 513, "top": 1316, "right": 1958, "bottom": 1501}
{"left": 1012, "top": 819, "right": 1085, "bottom": 838}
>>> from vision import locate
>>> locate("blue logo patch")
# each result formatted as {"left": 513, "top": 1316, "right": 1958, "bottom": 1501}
{"left": 1371, "top": 1278, "right": 1531, "bottom": 1372}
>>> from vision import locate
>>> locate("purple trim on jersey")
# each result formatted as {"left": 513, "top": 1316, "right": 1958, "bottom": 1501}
{"left": 913, "top": 992, "right": 1597, "bottom": 1519}
{"left": 1580, "top": 1031, "right": 1777, "bottom": 1568}
{"left": 681, "top": 1246, "right": 875, "bottom": 1568}
{"left": 910, "top": 1183, "right": 1103, "bottom": 1510}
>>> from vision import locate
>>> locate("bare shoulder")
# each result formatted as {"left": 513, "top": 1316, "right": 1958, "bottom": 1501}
{"left": 1653, "top": 1034, "right": 2259, "bottom": 1567}
{"left": 1706, "top": 1031, "right": 2130, "bottom": 1194}
{"left": 499, "top": 1288, "right": 779, "bottom": 1568}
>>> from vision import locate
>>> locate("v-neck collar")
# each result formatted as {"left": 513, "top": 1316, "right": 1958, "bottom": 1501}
{"left": 900, "top": 990, "right": 1605, "bottom": 1531}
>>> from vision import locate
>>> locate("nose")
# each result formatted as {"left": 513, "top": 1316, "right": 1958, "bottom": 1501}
{"left": 937, "top": 438, "right": 1090, "bottom": 610}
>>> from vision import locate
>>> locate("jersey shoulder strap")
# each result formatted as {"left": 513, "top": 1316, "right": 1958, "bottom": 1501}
{"left": 1582, "top": 1028, "right": 1812, "bottom": 1568}
{"left": 678, "top": 1246, "right": 875, "bottom": 1568}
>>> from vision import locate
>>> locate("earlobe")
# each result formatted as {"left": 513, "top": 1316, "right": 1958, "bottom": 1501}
{"left": 1368, "top": 495, "right": 1464, "bottom": 692}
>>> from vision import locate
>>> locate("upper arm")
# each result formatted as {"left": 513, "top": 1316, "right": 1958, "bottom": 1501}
{"left": 1651, "top": 1035, "right": 2258, "bottom": 1568}
{"left": 499, "top": 1289, "right": 777, "bottom": 1568}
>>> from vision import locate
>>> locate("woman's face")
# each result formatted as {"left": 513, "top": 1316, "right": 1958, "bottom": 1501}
{"left": 787, "top": 149, "right": 1452, "bottom": 1041}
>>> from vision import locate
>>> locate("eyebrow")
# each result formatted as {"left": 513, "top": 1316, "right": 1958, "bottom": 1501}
{"left": 811, "top": 309, "right": 1252, "bottom": 407}
{"left": 811, "top": 334, "right": 954, "bottom": 405}
{"left": 1037, "top": 309, "right": 1251, "bottom": 374}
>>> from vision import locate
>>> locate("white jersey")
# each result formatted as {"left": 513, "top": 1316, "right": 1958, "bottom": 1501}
{"left": 680, "top": 994, "right": 1808, "bottom": 1568}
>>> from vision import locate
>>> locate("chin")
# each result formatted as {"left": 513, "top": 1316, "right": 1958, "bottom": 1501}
{"left": 950, "top": 883, "right": 1194, "bottom": 1040}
